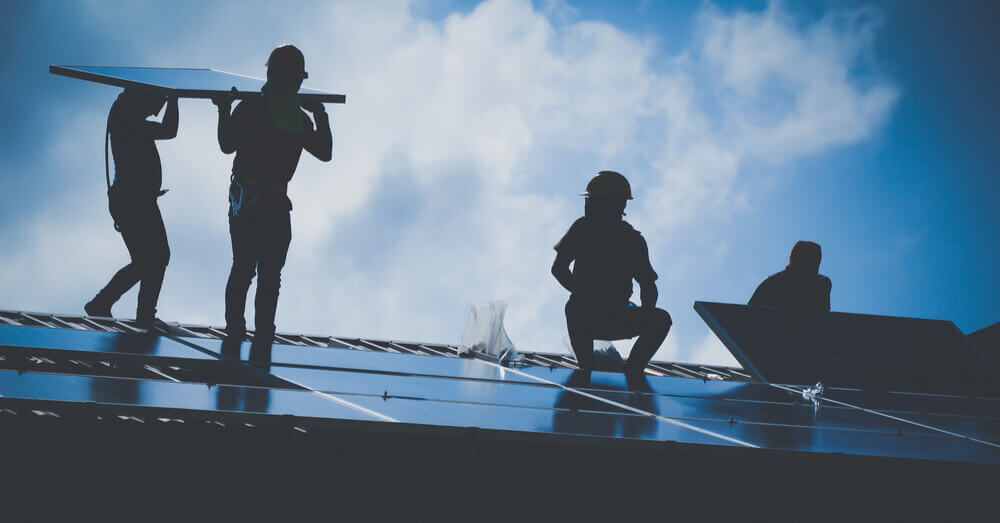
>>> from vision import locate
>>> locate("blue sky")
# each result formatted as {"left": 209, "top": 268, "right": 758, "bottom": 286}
{"left": 1, "top": 0, "right": 997, "bottom": 366}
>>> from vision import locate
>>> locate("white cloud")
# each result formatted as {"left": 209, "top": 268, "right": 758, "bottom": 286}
{"left": 0, "top": 0, "right": 896, "bottom": 366}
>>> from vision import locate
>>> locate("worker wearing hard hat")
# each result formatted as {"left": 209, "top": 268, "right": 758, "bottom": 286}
{"left": 551, "top": 171, "right": 672, "bottom": 376}
{"left": 212, "top": 44, "right": 333, "bottom": 368}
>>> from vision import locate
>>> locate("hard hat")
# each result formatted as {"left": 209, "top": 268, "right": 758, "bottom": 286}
{"left": 266, "top": 44, "right": 309, "bottom": 79}
{"left": 581, "top": 171, "right": 633, "bottom": 200}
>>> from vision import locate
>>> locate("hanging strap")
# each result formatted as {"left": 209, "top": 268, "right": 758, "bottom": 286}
{"left": 104, "top": 110, "right": 112, "bottom": 194}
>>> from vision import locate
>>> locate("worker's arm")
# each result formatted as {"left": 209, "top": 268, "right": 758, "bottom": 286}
{"left": 748, "top": 277, "right": 773, "bottom": 306}
{"left": 822, "top": 277, "right": 832, "bottom": 312}
{"left": 634, "top": 234, "right": 659, "bottom": 309}
{"left": 551, "top": 251, "right": 574, "bottom": 293}
{"left": 212, "top": 90, "right": 237, "bottom": 154}
{"left": 146, "top": 96, "right": 178, "bottom": 140}
{"left": 140, "top": 96, "right": 178, "bottom": 140}
{"left": 639, "top": 280, "right": 658, "bottom": 309}
{"left": 300, "top": 99, "right": 332, "bottom": 162}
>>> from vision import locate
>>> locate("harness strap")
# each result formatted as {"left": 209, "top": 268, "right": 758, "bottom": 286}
{"left": 104, "top": 111, "right": 112, "bottom": 194}
{"left": 229, "top": 176, "right": 288, "bottom": 217}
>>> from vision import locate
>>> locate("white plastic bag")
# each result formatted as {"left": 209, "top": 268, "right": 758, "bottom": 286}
{"left": 460, "top": 301, "right": 519, "bottom": 363}
{"left": 592, "top": 341, "right": 625, "bottom": 372}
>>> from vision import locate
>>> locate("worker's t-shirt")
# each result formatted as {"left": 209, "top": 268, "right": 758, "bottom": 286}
{"left": 748, "top": 270, "right": 832, "bottom": 312}
{"left": 554, "top": 217, "right": 658, "bottom": 310}
{"left": 109, "top": 98, "right": 162, "bottom": 195}
{"left": 229, "top": 97, "right": 323, "bottom": 211}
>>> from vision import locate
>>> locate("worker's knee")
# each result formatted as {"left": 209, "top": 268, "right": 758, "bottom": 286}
{"left": 230, "top": 262, "right": 256, "bottom": 283}
{"left": 649, "top": 308, "right": 671, "bottom": 333}
{"left": 257, "top": 270, "right": 282, "bottom": 292}
{"left": 137, "top": 249, "right": 169, "bottom": 273}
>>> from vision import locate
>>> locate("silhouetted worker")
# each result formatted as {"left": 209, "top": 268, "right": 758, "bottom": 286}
{"left": 552, "top": 171, "right": 672, "bottom": 376}
{"left": 749, "top": 240, "right": 831, "bottom": 311}
{"left": 213, "top": 45, "right": 332, "bottom": 368}
{"left": 85, "top": 90, "right": 178, "bottom": 330}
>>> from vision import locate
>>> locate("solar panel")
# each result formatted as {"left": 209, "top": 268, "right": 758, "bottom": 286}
{"left": 0, "top": 370, "right": 374, "bottom": 420}
{"left": 967, "top": 321, "right": 1000, "bottom": 370}
{"left": 1, "top": 316, "right": 997, "bottom": 464}
{"left": 695, "top": 301, "right": 1000, "bottom": 396}
{"left": 195, "top": 338, "right": 540, "bottom": 383}
{"left": 0, "top": 324, "right": 214, "bottom": 360}
{"left": 49, "top": 65, "right": 346, "bottom": 103}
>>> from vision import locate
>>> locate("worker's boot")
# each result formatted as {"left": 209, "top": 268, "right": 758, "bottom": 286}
{"left": 249, "top": 331, "right": 273, "bottom": 371}
{"left": 220, "top": 328, "right": 244, "bottom": 359}
{"left": 84, "top": 296, "right": 113, "bottom": 318}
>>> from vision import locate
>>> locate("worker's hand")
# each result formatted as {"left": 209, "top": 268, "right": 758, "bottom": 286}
{"left": 212, "top": 87, "right": 237, "bottom": 111}
{"left": 299, "top": 98, "right": 326, "bottom": 114}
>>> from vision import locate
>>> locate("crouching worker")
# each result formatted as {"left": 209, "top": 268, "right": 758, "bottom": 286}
{"left": 551, "top": 171, "right": 671, "bottom": 376}
{"left": 85, "top": 90, "right": 177, "bottom": 330}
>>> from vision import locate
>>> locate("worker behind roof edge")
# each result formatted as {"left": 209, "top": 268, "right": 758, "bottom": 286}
{"left": 212, "top": 44, "right": 333, "bottom": 369}
{"left": 551, "top": 171, "right": 672, "bottom": 377}
{"left": 749, "top": 240, "right": 832, "bottom": 311}
{"left": 85, "top": 89, "right": 178, "bottom": 330}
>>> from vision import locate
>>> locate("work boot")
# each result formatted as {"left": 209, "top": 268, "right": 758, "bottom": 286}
{"left": 220, "top": 334, "right": 243, "bottom": 359}
{"left": 134, "top": 315, "right": 159, "bottom": 332}
{"left": 248, "top": 332, "right": 273, "bottom": 371}
{"left": 624, "top": 368, "right": 653, "bottom": 392}
{"left": 84, "top": 299, "right": 112, "bottom": 318}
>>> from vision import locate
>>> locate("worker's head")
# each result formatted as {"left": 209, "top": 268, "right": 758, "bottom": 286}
{"left": 266, "top": 44, "right": 308, "bottom": 91}
{"left": 787, "top": 241, "right": 822, "bottom": 274}
{"left": 121, "top": 89, "right": 167, "bottom": 117}
{"left": 582, "top": 171, "right": 631, "bottom": 225}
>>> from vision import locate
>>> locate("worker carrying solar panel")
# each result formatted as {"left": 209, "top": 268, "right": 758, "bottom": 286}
{"left": 551, "top": 171, "right": 672, "bottom": 376}
{"left": 212, "top": 45, "right": 333, "bottom": 368}
{"left": 748, "top": 241, "right": 832, "bottom": 311}
{"left": 85, "top": 90, "right": 178, "bottom": 330}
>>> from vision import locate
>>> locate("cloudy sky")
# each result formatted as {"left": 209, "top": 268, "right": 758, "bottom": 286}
{"left": 2, "top": 0, "right": 997, "bottom": 366}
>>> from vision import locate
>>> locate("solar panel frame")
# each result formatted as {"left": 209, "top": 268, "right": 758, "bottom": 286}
{"left": 50, "top": 65, "right": 346, "bottom": 103}
{"left": 694, "top": 301, "right": 1000, "bottom": 396}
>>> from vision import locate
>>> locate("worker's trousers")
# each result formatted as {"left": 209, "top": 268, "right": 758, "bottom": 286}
{"left": 223, "top": 205, "right": 291, "bottom": 366}
{"left": 92, "top": 190, "right": 170, "bottom": 322}
{"left": 565, "top": 297, "right": 671, "bottom": 373}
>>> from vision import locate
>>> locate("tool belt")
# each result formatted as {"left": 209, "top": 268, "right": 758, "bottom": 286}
{"left": 229, "top": 176, "right": 289, "bottom": 217}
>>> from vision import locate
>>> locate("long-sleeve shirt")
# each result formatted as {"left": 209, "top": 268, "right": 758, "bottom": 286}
{"left": 225, "top": 97, "right": 332, "bottom": 211}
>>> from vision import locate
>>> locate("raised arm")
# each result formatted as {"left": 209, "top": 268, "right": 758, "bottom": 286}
{"left": 300, "top": 99, "right": 332, "bottom": 162}
{"left": 145, "top": 96, "right": 178, "bottom": 140}
{"left": 212, "top": 89, "right": 237, "bottom": 154}
{"left": 142, "top": 96, "right": 178, "bottom": 140}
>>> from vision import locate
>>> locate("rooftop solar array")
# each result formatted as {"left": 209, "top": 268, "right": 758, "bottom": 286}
{"left": 0, "top": 310, "right": 744, "bottom": 380}
{"left": 0, "top": 308, "right": 997, "bottom": 465}
{"left": 49, "top": 65, "right": 346, "bottom": 103}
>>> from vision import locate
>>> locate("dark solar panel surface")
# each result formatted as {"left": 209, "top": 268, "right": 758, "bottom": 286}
{"left": 49, "top": 65, "right": 346, "bottom": 103}
{"left": 0, "top": 318, "right": 997, "bottom": 464}
{"left": 0, "top": 324, "right": 214, "bottom": 360}
{"left": 695, "top": 301, "right": 1000, "bottom": 396}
